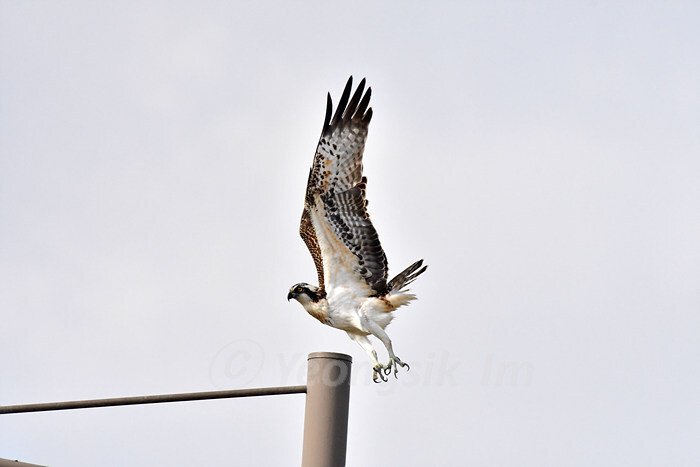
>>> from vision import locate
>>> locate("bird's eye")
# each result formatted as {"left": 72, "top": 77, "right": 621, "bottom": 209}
{"left": 297, "top": 287, "right": 304, "bottom": 293}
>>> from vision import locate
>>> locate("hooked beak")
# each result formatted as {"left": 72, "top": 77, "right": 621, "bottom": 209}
{"left": 287, "top": 292, "right": 294, "bottom": 301}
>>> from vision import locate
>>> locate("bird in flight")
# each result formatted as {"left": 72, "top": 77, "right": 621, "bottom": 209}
{"left": 287, "top": 76, "right": 427, "bottom": 383}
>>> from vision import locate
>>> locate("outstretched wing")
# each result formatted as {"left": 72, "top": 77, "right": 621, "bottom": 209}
{"left": 299, "top": 76, "right": 389, "bottom": 296}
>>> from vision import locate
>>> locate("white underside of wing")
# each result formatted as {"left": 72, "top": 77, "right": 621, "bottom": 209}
{"left": 307, "top": 196, "right": 418, "bottom": 335}
{"left": 308, "top": 197, "right": 383, "bottom": 333}
{"left": 308, "top": 196, "right": 372, "bottom": 297}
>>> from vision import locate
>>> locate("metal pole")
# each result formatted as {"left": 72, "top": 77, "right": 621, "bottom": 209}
{"left": 0, "top": 385, "right": 307, "bottom": 414}
{"left": 0, "top": 458, "right": 46, "bottom": 467}
{"left": 301, "top": 352, "right": 352, "bottom": 467}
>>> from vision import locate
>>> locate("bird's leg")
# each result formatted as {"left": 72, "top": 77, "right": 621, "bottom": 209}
{"left": 360, "top": 315, "right": 410, "bottom": 379}
{"left": 348, "top": 332, "right": 387, "bottom": 383}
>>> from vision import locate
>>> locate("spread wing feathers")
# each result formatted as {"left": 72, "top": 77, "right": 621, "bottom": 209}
{"left": 300, "top": 76, "right": 389, "bottom": 295}
{"left": 387, "top": 259, "right": 428, "bottom": 292}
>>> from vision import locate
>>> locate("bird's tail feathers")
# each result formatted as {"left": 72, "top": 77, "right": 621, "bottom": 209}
{"left": 387, "top": 291, "right": 417, "bottom": 308}
{"left": 388, "top": 259, "right": 427, "bottom": 293}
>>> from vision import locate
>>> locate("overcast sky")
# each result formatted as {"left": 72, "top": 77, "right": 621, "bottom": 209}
{"left": 1, "top": 2, "right": 698, "bottom": 466}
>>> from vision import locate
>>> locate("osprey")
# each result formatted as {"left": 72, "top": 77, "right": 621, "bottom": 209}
{"left": 287, "top": 76, "right": 427, "bottom": 383}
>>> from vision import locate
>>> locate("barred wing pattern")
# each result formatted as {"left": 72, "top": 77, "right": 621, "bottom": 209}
{"left": 299, "top": 77, "right": 389, "bottom": 296}
{"left": 299, "top": 207, "right": 325, "bottom": 290}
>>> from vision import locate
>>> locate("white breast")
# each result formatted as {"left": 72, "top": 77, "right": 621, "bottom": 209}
{"left": 325, "top": 286, "right": 394, "bottom": 333}
{"left": 325, "top": 285, "right": 364, "bottom": 332}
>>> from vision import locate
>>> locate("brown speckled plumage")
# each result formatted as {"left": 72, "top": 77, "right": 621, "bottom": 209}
{"left": 300, "top": 76, "right": 389, "bottom": 295}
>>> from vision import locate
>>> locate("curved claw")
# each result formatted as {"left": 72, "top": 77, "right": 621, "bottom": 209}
{"left": 387, "top": 356, "right": 410, "bottom": 379}
{"left": 373, "top": 365, "right": 389, "bottom": 383}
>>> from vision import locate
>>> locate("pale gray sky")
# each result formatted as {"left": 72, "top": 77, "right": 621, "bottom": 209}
{"left": 1, "top": 2, "right": 698, "bottom": 466}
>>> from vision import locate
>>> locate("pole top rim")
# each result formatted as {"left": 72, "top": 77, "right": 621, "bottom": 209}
{"left": 307, "top": 352, "right": 353, "bottom": 363}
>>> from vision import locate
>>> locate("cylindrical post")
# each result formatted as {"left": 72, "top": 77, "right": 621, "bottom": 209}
{"left": 301, "top": 352, "right": 352, "bottom": 467}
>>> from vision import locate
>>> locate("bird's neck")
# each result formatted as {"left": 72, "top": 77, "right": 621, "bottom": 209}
{"left": 302, "top": 298, "right": 329, "bottom": 324}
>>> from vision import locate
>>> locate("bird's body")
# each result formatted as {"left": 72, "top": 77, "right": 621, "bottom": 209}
{"left": 288, "top": 77, "right": 427, "bottom": 382}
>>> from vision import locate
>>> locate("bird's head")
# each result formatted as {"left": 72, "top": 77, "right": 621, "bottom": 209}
{"left": 287, "top": 282, "right": 322, "bottom": 305}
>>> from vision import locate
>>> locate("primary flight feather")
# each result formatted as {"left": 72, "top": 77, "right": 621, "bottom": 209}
{"left": 287, "top": 76, "right": 427, "bottom": 383}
